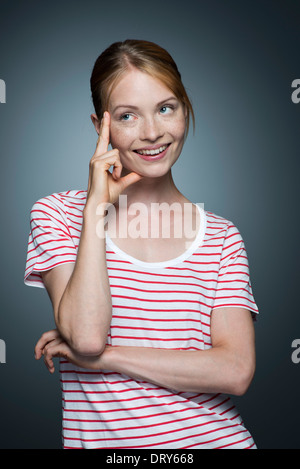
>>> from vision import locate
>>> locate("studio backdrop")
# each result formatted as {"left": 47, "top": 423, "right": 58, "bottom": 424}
{"left": 0, "top": 0, "right": 299, "bottom": 449}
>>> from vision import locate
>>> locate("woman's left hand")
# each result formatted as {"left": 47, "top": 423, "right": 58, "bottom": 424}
{"left": 34, "top": 329, "right": 110, "bottom": 373}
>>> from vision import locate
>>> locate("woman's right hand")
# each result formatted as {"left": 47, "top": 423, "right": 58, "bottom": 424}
{"left": 86, "top": 111, "right": 143, "bottom": 208}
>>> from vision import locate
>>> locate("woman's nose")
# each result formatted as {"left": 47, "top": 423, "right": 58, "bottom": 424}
{"left": 140, "top": 116, "right": 164, "bottom": 142}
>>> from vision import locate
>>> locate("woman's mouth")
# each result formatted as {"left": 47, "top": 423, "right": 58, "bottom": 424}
{"left": 133, "top": 144, "right": 171, "bottom": 161}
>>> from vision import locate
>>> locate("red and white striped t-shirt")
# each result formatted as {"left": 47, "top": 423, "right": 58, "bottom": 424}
{"left": 24, "top": 190, "right": 259, "bottom": 449}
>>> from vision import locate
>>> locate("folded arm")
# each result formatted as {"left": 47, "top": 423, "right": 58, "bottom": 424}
{"left": 36, "top": 307, "right": 255, "bottom": 396}
{"left": 104, "top": 307, "right": 255, "bottom": 396}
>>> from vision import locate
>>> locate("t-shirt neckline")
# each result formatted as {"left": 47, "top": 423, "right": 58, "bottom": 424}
{"left": 105, "top": 204, "right": 207, "bottom": 269}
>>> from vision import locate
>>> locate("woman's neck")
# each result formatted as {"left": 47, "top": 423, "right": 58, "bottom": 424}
{"left": 117, "top": 169, "right": 190, "bottom": 209}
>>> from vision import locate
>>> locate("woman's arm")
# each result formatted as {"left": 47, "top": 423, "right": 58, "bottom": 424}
{"left": 41, "top": 209, "right": 111, "bottom": 357}
{"left": 38, "top": 307, "right": 256, "bottom": 396}
{"left": 104, "top": 307, "right": 256, "bottom": 396}
{"left": 41, "top": 112, "right": 142, "bottom": 356}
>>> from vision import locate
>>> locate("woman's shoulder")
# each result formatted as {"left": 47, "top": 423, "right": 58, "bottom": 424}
{"left": 30, "top": 189, "right": 88, "bottom": 218}
{"left": 203, "top": 208, "right": 233, "bottom": 228}
{"left": 203, "top": 207, "right": 242, "bottom": 240}
{"left": 202, "top": 207, "right": 250, "bottom": 258}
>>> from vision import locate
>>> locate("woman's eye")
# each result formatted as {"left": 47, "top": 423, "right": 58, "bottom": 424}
{"left": 160, "top": 105, "right": 173, "bottom": 114}
{"left": 120, "top": 113, "right": 132, "bottom": 121}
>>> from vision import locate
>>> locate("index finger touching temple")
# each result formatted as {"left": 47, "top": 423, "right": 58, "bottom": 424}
{"left": 96, "top": 111, "right": 110, "bottom": 156}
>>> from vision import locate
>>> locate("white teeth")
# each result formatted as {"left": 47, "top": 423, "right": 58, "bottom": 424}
{"left": 136, "top": 145, "right": 168, "bottom": 156}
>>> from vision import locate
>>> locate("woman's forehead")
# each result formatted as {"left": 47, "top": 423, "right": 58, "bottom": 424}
{"left": 108, "top": 69, "right": 176, "bottom": 108}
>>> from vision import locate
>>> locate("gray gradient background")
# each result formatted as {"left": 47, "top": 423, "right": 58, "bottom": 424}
{"left": 0, "top": 0, "right": 299, "bottom": 449}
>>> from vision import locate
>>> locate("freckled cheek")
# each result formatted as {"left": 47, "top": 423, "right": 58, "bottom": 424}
{"left": 110, "top": 124, "right": 137, "bottom": 154}
{"left": 167, "top": 117, "right": 186, "bottom": 141}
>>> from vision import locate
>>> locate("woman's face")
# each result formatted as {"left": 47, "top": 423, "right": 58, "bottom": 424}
{"left": 106, "top": 68, "right": 187, "bottom": 178}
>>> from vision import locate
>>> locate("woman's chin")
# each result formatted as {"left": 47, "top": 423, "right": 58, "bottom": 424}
{"left": 121, "top": 163, "right": 169, "bottom": 180}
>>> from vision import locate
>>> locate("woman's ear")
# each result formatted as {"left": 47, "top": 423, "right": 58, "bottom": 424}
{"left": 90, "top": 113, "right": 101, "bottom": 135}
{"left": 184, "top": 104, "right": 188, "bottom": 120}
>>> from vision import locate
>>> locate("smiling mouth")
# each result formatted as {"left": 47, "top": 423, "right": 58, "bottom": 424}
{"left": 133, "top": 144, "right": 170, "bottom": 156}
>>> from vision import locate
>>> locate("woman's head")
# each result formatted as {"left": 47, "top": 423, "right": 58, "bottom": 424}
{"left": 90, "top": 39, "right": 195, "bottom": 138}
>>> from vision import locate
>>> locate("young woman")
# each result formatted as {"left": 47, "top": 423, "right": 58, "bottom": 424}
{"left": 24, "top": 39, "right": 259, "bottom": 449}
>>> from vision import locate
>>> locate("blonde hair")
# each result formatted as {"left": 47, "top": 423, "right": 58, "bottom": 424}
{"left": 90, "top": 39, "right": 195, "bottom": 137}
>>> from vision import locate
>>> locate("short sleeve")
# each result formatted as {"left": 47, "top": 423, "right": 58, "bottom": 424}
{"left": 24, "top": 195, "right": 77, "bottom": 288}
{"left": 212, "top": 222, "right": 259, "bottom": 318}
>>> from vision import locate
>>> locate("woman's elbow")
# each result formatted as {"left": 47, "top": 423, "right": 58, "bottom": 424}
{"left": 56, "top": 309, "right": 108, "bottom": 356}
{"left": 71, "top": 335, "right": 106, "bottom": 357}
{"left": 231, "top": 360, "right": 256, "bottom": 396}
{"left": 56, "top": 318, "right": 106, "bottom": 356}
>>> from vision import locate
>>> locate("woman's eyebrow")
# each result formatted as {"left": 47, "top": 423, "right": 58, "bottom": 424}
{"left": 112, "top": 96, "right": 178, "bottom": 113}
